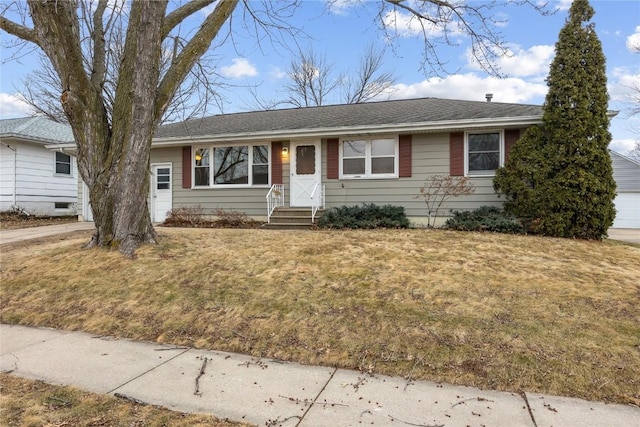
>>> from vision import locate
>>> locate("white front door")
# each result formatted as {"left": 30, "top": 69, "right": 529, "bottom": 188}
{"left": 151, "top": 163, "right": 172, "bottom": 223}
{"left": 290, "top": 142, "right": 321, "bottom": 207}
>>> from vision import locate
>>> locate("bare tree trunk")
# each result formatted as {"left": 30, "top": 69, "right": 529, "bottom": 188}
{"left": 25, "top": 0, "right": 166, "bottom": 256}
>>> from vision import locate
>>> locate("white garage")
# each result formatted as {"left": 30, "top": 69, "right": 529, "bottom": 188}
{"left": 611, "top": 151, "right": 640, "bottom": 229}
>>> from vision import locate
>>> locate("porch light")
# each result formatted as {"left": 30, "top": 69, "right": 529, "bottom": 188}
{"left": 282, "top": 147, "right": 289, "bottom": 155}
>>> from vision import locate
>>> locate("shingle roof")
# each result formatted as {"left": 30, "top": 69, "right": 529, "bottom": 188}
{"left": 155, "top": 97, "right": 543, "bottom": 140}
{"left": 0, "top": 117, "right": 74, "bottom": 144}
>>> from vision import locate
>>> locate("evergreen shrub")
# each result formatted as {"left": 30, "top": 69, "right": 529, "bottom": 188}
{"left": 444, "top": 206, "right": 524, "bottom": 234}
{"left": 318, "top": 203, "right": 409, "bottom": 229}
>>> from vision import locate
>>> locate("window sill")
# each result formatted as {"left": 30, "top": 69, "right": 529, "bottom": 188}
{"left": 339, "top": 175, "right": 398, "bottom": 180}
{"left": 191, "top": 185, "right": 271, "bottom": 189}
{"left": 466, "top": 172, "right": 497, "bottom": 178}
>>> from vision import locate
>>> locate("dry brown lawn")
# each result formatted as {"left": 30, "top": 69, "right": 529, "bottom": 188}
{"left": 0, "top": 374, "right": 246, "bottom": 426}
{"left": 1, "top": 228, "right": 639, "bottom": 406}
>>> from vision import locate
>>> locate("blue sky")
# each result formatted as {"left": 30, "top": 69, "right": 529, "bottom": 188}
{"left": 1, "top": 0, "right": 638, "bottom": 154}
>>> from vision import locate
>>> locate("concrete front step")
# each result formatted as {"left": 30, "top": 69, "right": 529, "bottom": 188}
{"left": 262, "top": 222, "right": 318, "bottom": 230}
{"left": 271, "top": 208, "right": 323, "bottom": 217}
{"left": 269, "top": 216, "right": 316, "bottom": 224}
{"left": 264, "top": 208, "right": 323, "bottom": 229}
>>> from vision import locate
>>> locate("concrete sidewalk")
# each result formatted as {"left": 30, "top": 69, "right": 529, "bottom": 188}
{"left": 0, "top": 221, "right": 94, "bottom": 245}
{"left": 1, "top": 324, "right": 638, "bottom": 426}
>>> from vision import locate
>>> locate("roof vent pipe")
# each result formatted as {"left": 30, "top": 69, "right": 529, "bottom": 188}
{"left": 486, "top": 93, "right": 493, "bottom": 102}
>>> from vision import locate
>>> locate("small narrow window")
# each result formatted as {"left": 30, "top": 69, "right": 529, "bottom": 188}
{"left": 55, "top": 202, "right": 71, "bottom": 210}
{"left": 253, "top": 145, "right": 269, "bottom": 185}
{"left": 55, "top": 152, "right": 71, "bottom": 175}
{"left": 156, "top": 167, "right": 171, "bottom": 190}
{"left": 371, "top": 139, "right": 395, "bottom": 174}
{"left": 194, "top": 148, "right": 210, "bottom": 186}
{"left": 342, "top": 140, "right": 366, "bottom": 175}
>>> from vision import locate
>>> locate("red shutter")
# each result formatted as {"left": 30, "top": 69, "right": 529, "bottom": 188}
{"left": 327, "top": 138, "right": 339, "bottom": 179}
{"left": 504, "top": 129, "right": 520, "bottom": 162}
{"left": 271, "top": 141, "right": 283, "bottom": 185}
{"left": 449, "top": 132, "right": 464, "bottom": 176}
{"left": 182, "top": 146, "right": 192, "bottom": 188}
{"left": 398, "top": 134, "right": 412, "bottom": 177}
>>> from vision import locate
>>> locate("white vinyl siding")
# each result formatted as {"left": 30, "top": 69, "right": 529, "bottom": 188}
{"left": 610, "top": 151, "right": 640, "bottom": 229}
{"left": 2, "top": 140, "right": 77, "bottom": 215}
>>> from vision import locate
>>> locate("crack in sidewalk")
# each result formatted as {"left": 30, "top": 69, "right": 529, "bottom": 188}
{"left": 107, "top": 347, "right": 192, "bottom": 395}
{"left": 519, "top": 391, "right": 538, "bottom": 427}
{"left": 295, "top": 367, "right": 338, "bottom": 427}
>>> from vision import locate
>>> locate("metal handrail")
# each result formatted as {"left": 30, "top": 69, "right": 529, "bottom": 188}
{"left": 310, "top": 183, "right": 325, "bottom": 223}
{"left": 266, "top": 184, "right": 285, "bottom": 223}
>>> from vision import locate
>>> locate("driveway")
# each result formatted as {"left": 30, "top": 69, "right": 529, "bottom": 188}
{"left": 0, "top": 222, "right": 94, "bottom": 245}
{"left": 607, "top": 228, "right": 640, "bottom": 245}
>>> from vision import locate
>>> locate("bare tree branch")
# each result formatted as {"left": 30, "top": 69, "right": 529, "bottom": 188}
{"left": 156, "top": 0, "right": 239, "bottom": 122}
{"left": 282, "top": 48, "right": 341, "bottom": 107}
{"left": 90, "top": 0, "right": 108, "bottom": 91}
{"left": 375, "top": 0, "right": 552, "bottom": 77}
{"left": 162, "top": 0, "right": 217, "bottom": 39}
{"left": 0, "top": 15, "right": 38, "bottom": 44}
{"left": 344, "top": 44, "right": 396, "bottom": 104}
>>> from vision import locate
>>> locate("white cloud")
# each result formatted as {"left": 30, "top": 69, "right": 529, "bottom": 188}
{"left": 220, "top": 58, "right": 258, "bottom": 79}
{"left": 626, "top": 26, "right": 640, "bottom": 52}
{"left": 555, "top": 0, "right": 573, "bottom": 12}
{"left": 381, "top": 9, "right": 447, "bottom": 39}
{"left": 466, "top": 44, "right": 554, "bottom": 78}
{"left": 327, "top": 0, "right": 359, "bottom": 16}
{"left": 493, "top": 12, "right": 509, "bottom": 28}
{"left": 609, "top": 138, "right": 638, "bottom": 155}
{"left": 609, "top": 66, "right": 640, "bottom": 104}
{"left": 384, "top": 73, "right": 547, "bottom": 104}
{"left": 0, "top": 93, "right": 34, "bottom": 119}
{"left": 269, "top": 66, "right": 286, "bottom": 80}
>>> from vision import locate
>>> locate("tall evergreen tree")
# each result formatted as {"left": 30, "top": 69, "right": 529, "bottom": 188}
{"left": 494, "top": 0, "right": 616, "bottom": 239}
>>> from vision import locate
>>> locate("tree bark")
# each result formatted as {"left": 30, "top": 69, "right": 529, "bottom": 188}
{"left": 25, "top": 0, "right": 168, "bottom": 256}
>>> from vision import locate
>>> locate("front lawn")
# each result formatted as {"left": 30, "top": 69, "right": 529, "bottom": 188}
{"left": 0, "top": 374, "right": 245, "bottom": 426}
{"left": 1, "top": 228, "right": 638, "bottom": 405}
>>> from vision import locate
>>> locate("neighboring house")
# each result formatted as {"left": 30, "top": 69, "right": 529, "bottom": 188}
{"left": 610, "top": 150, "right": 640, "bottom": 229}
{"left": 0, "top": 117, "right": 77, "bottom": 216}
{"left": 74, "top": 96, "right": 626, "bottom": 227}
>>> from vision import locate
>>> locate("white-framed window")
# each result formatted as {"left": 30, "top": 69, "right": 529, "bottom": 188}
{"left": 55, "top": 151, "right": 72, "bottom": 176}
{"left": 340, "top": 137, "right": 398, "bottom": 179}
{"left": 156, "top": 167, "right": 171, "bottom": 190}
{"left": 193, "top": 144, "right": 270, "bottom": 187}
{"left": 465, "top": 131, "right": 504, "bottom": 176}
